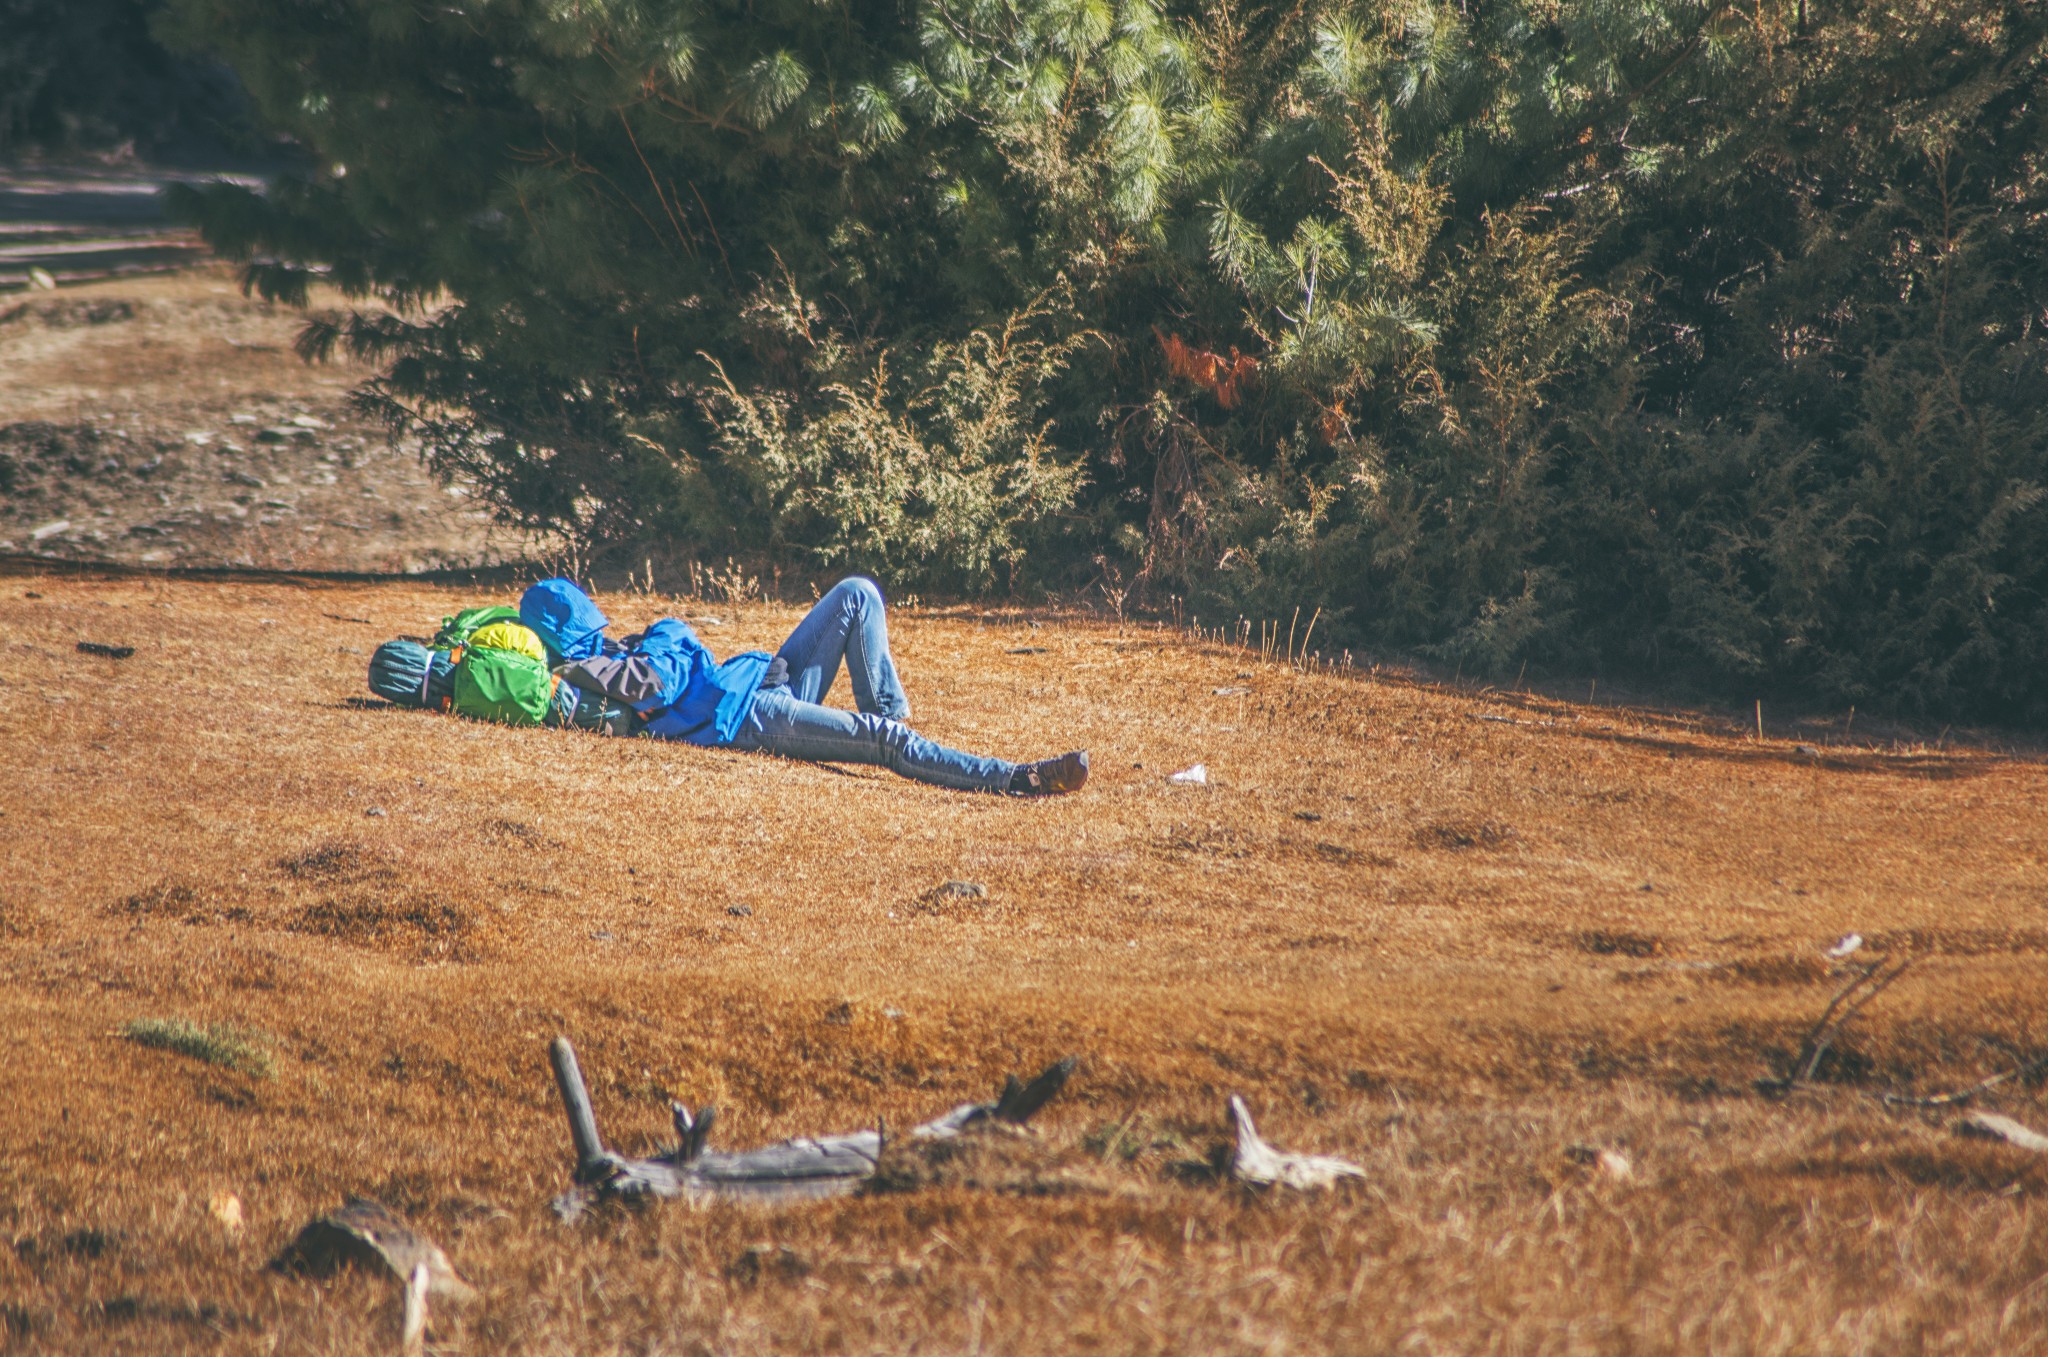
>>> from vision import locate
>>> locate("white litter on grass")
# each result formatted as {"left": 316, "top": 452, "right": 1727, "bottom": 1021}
{"left": 1826, "top": 933, "right": 1864, "bottom": 959}
{"left": 1958, "top": 1111, "right": 2048, "bottom": 1153}
{"left": 288, "top": 414, "right": 329, "bottom": 428}
{"left": 30, "top": 520, "right": 70, "bottom": 541}
{"left": 1169, "top": 763, "right": 1208, "bottom": 785}
{"left": 1567, "top": 1144, "right": 1634, "bottom": 1181}
{"left": 1213, "top": 685, "right": 1251, "bottom": 697}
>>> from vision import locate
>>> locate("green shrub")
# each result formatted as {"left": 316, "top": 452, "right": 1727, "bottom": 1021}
{"left": 697, "top": 285, "right": 1096, "bottom": 589}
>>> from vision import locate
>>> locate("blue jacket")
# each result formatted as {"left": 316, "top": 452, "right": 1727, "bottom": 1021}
{"left": 624, "top": 619, "right": 771, "bottom": 746}
{"left": 519, "top": 578, "right": 768, "bottom": 746}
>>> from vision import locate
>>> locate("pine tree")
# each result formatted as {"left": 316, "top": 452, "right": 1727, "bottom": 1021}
{"left": 160, "top": 0, "right": 1206, "bottom": 580}
{"left": 164, "top": 0, "right": 2048, "bottom": 719}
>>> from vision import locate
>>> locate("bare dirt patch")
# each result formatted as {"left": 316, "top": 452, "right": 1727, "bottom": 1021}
{"left": 288, "top": 891, "right": 497, "bottom": 960}
{"left": 0, "top": 266, "right": 532, "bottom": 571}
{"left": 2, "top": 568, "right": 2046, "bottom": 1352}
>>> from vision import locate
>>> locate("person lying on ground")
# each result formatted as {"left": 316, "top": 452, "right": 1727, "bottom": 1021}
{"left": 375, "top": 576, "right": 1088, "bottom": 796}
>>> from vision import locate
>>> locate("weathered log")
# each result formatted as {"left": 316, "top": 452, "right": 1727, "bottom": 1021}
{"left": 994, "top": 1057, "right": 1079, "bottom": 1124}
{"left": 671, "top": 1101, "right": 717, "bottom": 1163}
{"left": 272, "top": 1198, "right": 475, "bottom": 1302}
{"left": 548, "top": 1036, "right": 607, "bottom": 1179}
{"left": 547, "top": 1036, "right": 1077, "bottom": 1217}
{"left": 1227, "top": 1095, "right": 1366, "bottom": 1191}
{"left": 913, "top": 1056, "right": 1078, "bottom": 1140}
{"left": 399, "top": 1263, "right": 430, "bottom": 1357}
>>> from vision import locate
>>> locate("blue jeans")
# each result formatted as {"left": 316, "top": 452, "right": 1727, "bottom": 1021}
{"left": 728, "top": 578, "right": 1018, "bottom": 793}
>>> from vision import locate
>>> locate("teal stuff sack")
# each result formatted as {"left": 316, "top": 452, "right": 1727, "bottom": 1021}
{"left": 369, "top": 640, "right": 456, "bottom": 708}
{"left": 547, "top": 680, "right": 642, "bottom": 736}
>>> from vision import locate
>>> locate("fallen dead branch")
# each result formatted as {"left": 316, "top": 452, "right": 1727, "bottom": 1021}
{"left": 866, "top": 1118, "right": 1125, "bottom": 1196}
{"left": 276, "top": 1197, "right": 473, "bottom": 1349}
{"left": 1760, "top": 952, "right": 2048, "bottom": 1142}
{"left": 548, "top": 1036, "right": 1079, "bottom": 1217}
{"left": 1227, "top": 1095, "right": 1365, "bottom": 1190}
{"left": 1759, "top": 953, "right": 1919, "bottom": 1095}
{"left": 400, "top": 1263, "right": 430, "bottom": 1357}
{"left": 1880, "top": 1051, "right": 2048, "bottom": 1109}
{"left": 272, "top": 1198, "right": 474, "bottom": 1303}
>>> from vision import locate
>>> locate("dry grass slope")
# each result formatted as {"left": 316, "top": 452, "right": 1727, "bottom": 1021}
{"left": 1, "top": 564, "right": 2045, "bottom": 1354}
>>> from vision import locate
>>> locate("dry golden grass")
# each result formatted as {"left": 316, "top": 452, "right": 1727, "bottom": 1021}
{"left": 2, "top": 562, "right": 2046, "bottom": 1354}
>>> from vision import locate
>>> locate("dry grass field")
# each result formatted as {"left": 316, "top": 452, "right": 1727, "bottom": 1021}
{"left": 2, "top": 561, "right": 2046, "bottom": 1354}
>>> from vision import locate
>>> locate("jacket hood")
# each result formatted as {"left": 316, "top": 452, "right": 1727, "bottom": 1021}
{"left": 519, "top": 578, "right": 610, "bottom": 662}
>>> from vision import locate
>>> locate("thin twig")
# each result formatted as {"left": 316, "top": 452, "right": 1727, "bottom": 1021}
{"left": 1783, "top": 961, "right": 1881, "bottom": 1078}
{"left": 688, "top": 180, "right": 736, "bottom": 287}
{"left": 1880, "top": 1051, "right": 2048, "bottom": 1109}
{"left": 1761, "top": 955, "right": 1920, "bottom": 1093}
{"left": 618, "top": 109, "right": 694, "bottom": 256}
{"left": 1794, "top": 956, "right": 1919, "bottom": 1085}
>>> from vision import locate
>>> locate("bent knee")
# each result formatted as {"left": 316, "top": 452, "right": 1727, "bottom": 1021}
{"left": 836, "top": 576, "right": 884, "bottom": 612}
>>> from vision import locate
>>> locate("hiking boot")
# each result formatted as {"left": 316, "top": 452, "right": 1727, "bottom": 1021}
{"left": 1010, "top": 749, "right": 1089, "bottom": 796}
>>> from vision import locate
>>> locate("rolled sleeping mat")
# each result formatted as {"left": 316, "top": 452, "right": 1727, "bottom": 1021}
{"left": 425, "top": 648, "right": 456, "bottom": 706}
{"left": 368, "top": 639, "right": 458, "bottom": 709}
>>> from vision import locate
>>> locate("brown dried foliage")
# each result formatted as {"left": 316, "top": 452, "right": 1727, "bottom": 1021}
{"left": 1156, "top": 330, "right": 1259, "bottom": 409}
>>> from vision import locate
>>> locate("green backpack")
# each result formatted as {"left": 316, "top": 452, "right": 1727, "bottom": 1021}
{"left": 450, "top": 646, "right": 555, "bottom": 726}
{"left": 431, "top": 605, "right": 555, "bottom": 726}
{"left": 432, "top": 605, "right": 522, "bottom": 651}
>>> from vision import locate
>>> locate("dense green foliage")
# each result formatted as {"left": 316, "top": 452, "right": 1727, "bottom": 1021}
{"left": 163, "top": 0, "right": 2048, "bottom": 720}
{"left": 0, "top": 0, "right": 252, "bottom": 156}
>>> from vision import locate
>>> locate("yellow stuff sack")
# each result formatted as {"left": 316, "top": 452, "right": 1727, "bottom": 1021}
{"left": 465, "top": 621, "right": 548, "bottom": 663}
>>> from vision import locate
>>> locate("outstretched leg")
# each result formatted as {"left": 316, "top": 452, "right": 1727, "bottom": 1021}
{"left": 774, "top": 577, "right": 910, "bottom": 719}
{"left": 734, "top": 689, "right": 1010, "bottom": 792}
